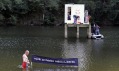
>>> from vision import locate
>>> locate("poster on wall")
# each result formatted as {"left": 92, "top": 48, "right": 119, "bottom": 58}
{"left": 84, "top": 10, "right": 89, "bottom": 24}
{"left": 72, "top": 4, "right": 84, "bottom": 24}
{"left": 64, "top": 4, "right": 73, "bottom": 24}
{"left": 65, "top": 4, "right": 88, "bottom": 24}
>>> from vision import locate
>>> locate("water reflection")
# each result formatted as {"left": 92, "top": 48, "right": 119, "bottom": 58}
{"left": 22, "top": 68, "right": 30, "bottom": 71}
{"left": 62, "top": 39, "right": 92, "bottom": 71}
{"left": 92, "top": 39, "right": 104, "bottom": 55}
{"left": 32, "top": 68, "right": 78, "bottom": 71}
{"left": 0, "top": 26, "right": 119, "bottom": 71}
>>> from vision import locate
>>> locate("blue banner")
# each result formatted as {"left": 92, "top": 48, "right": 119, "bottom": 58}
{"left": 31, "top": 55, "right": 78, "bottom": 66}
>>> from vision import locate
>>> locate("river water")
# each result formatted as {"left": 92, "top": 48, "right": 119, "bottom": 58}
{"left": 0, "top": 26, "right": 119, "bottom": 71}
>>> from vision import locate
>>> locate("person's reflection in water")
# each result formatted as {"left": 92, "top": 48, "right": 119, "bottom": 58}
{"left": 22, "top": 68, "right": 30, "bottom": 71}
{"left": 22, "top": 65, "right": 30, "bottom": 71}
{"left": 22, "top": 69, "right": 28, "bottom": 71}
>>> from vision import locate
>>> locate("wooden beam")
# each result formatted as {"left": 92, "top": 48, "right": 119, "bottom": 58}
{"left": 65, "top": 24, "right": 68, "bottom": 38}
{"left": 77, "top": 25, "right": 79, "bottom": 38}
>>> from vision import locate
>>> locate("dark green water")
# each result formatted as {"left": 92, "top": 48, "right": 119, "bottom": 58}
{"left": 0, "top": 26, "right": 119, "bottom": 71}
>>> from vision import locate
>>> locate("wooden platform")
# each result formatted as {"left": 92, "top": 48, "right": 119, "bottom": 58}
{"left": 64, "top": 24, "right": 91, "bottom": 38}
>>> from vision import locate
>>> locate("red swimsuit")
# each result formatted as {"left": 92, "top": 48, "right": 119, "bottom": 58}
{"left": 22, "top": 62, "right": 27, "bottom": 68}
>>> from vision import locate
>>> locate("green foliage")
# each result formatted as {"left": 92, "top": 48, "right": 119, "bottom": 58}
{"left": 13, "top": 0, "right": 29, "bottom": 14}
{"left": 48, "top": 0, "right": 59, "bottom": 9}
{"left": 78, "top": 0, "right": 119, "bottom": 25}
{"left": 9, "top": 15, "right": 17, "bottom": 24}
{"left": 0, "top": 14, "right": 4, "bottom": 20}
{"left": 14, "top": 0, "right": 23, "bottom": 4}
{"left": 0, "top": 0, "right": 119, "bottom": 25}
{"left": 28, "top": 0, "right": 42, "bottom": 11}
{"left": 106, "top": 1, "right": 119, "bottom": 24}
